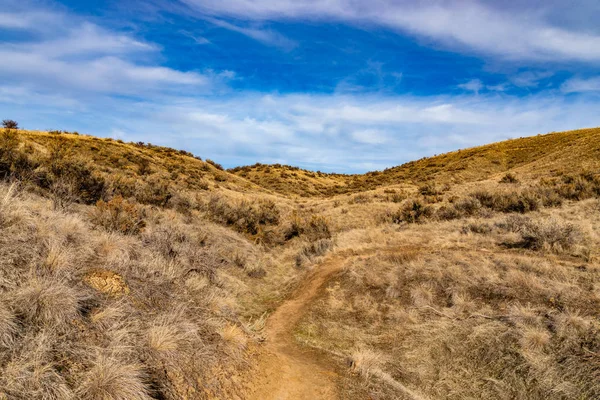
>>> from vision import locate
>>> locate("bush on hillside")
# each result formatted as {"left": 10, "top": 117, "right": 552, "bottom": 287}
{"left": 205, "top": 195, "right": 280, "bottom": 235}
{"left": 206, "top": 159, "right": 224, "bottom": 170}
{"left": 519, "top": 219, "right": 584, "bottom": 253}
{"left": 2, "top": 120, "right": 18, "bottom": 129}
{"left": 500, "top": 173, "right": 519, "bottom": 184}
{"left": 284, "top": 214, "right": 332, "bottom": 241}
{"left": 89, "top": 196, "right": 146, "bottom": 235}
{"left": 385, "top": 199, "right": 433, "bottom": 224}
{"left": 471, "top": 190, "right": 540, "bottom": 214}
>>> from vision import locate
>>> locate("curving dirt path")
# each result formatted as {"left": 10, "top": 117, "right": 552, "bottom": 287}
{"left": 247, "top": 253, "right": 365, "bottom": 400}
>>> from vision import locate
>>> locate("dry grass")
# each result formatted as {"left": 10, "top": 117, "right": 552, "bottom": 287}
{"left": 298, "top": 202, "right": 600, "bottom": 399}
{"left": 3, "top": 126, "right": 600, "bottom": 399}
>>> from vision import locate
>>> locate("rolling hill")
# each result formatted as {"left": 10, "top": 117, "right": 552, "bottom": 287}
{"left": 1, "top": 125, "right": 600, "bottom": 400}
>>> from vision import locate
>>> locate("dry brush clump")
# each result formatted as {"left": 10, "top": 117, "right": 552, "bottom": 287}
{"left": 383, "top": 199, "right": 434, "bottom": 224}
{"left": 299, "top": 239, "right": 600, "bottom": 399}
{"left": 498, "top": 216, "right": 588, "bottom": 255}
{"left": 0, "top": 182, "right": 257, "bottom": 399}
{"left": 89, "top": 196, "right": 147, "bottom": 235}
{"left": 204, "top": 194, "right": 280, "bottom": 236}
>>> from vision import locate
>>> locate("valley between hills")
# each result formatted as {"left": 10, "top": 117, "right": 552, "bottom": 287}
{"left": 2, "top": 126, "right": 600, "bottom": 399}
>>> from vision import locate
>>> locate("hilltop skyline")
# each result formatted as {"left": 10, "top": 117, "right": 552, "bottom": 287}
{"left": 1, "top": 0, "right": 600, "bottom": 172}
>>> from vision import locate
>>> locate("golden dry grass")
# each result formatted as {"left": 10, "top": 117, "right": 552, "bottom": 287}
{"left": 2, "top": 126, "right": 600, "bottom": 399}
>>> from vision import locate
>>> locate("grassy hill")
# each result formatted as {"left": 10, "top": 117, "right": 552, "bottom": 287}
{"left": 1, "top": 125, "right": 600, "bottom": 400}
{"left": 230, "top": 127, "right": 600, "bottom": 197}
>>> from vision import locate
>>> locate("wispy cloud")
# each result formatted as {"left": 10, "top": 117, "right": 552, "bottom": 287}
{"left": 178, "top": 0, "right": 600, "bottom": 62}
{"left": 509, "top": 71, "right": 554, "bottom": 88}
{"left": 0, "top": 6, "right": 226, "bottom": 98}
{"left": 458, "top": 79, "right": 483, "bottom": 94}
{"left": 15, "top": 91, "right": 592, "bottom": 172}
{"left": 208, "top": 18, "right": 297, "bottom": 49}
{"left": 561, "top": 77, "right": 600, "bottom": 93}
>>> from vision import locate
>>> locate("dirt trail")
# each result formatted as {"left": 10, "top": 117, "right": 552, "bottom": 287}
{"left": 247, "top": 252, "right": 365, "bottom": 400}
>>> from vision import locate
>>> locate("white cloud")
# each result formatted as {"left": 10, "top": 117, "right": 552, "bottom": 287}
{"left": 509, "top": 71, "right": 554, "bottom": 88}
{"left": 208, "top": 18, "right": 297, "bottom": 49}
{"left": 179, "top": 0, "right": 600, "bottom": 62}
{"left": 0, "top": 7, "right": 221, "bottom": 97}
{"left": 0, "top": 11, "right": 63, "bottom": 30}
{"left": 561, "top": 77, "right": 600, "bottom": 93}
{"left": 16, "top": 91, "right": 590, "bottom": 173}
{"left": 458, "top": 79, "right": 483, "bottom": 94}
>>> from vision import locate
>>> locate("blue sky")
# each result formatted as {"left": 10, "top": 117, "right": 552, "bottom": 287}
{"left": 1, "top": 0, "right": 600, "bottom": 172}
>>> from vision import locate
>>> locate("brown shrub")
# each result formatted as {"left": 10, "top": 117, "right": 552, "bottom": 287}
{"left": 554, "top": 174, "right": 600, "bottom": 200}
{"left": 499, "top": 173, "right": 519, "bottom": 184}
{"left": 0, "top": 129, "right": 33, "bottom": 180}
{"left": 295, "top": 239, "right": 334, "bottom": 267}
{"left": 419, "top": 182, "right": 447, "bottom": 196}
{"left": 75, "top": 355, "right": 152, "bottom": 400}
{"left": 349, "top": 193, "right": 371, "bottom": 204}
{"left": 12, "top": 279, "right": 82, "bottom": 327}
{"left": 284, "top": 213, "right": 332, "bottom": 241}
{"left": 461, "top": 222, "right": 493, "bottom": 235}
{"left": 471, "top": 190, "right": 540, "bottom": 213}
{"left": 396, "top": 200, "right": 433, "bottom": 224}
{"left": 519, "top": 219, "right": 584, "bottom": 253}
{"left": 437, "top": 197, "right": 482, "bottom": 220}
{"left": 48, "top": 158, "right": 106, "bottom": 204}
{"left": 89, "top": 196, "right": 146, "bottom": 235}
{"left": 206, "top": 159, "right": 223, "bottom": 170}
{"left": 387, "top": 192, "right": 406, "bottom": 203}
{"left": 205, "top": 195, "right": 280, "bottom": 235}
{"left": 1, "top": 120, "right": 18, "bottom": 129}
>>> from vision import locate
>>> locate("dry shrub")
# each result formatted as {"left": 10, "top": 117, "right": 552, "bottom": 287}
{"left": 418, "top": 182, "right": 446, "bottom": 196}
{"left": 500, "top": 172, "right": 519, "bottom": 184}
{"left": 0, "top": 128, "right": 26, "bottom": 179}
{"left": 461, "top": 221, "right": 493, "bottom": 235}
{"left": 12, "top": 279, "right": 82, "bottom": 328}
{"left": 349, "top": 348, "right": 384, "bottom": 378}
{"left": 394, "top": 199, "right": 433, "bottom": 224}
{"left": 76, "top": 355, "right": 152, "bottom": 400}
{"left": 387, "top": 192, "right": 406, "bottom": 203}
{"left": 1, "top": 120, "right": 18, "bottom": 129}
{"left": 220, "top": 323, "right": 248, "bottom": 357}
{"left": 50, "top": 177, "right": 78, "bottom": 210}
{"left": 1, "top": 332, "right": 75, "bottom": 400}
{"left": 206, "top": 159, "right": 223, "bottom": 170}
{"left": 496, "top": 214, "right": 532, "bottom": 233}
{"left": 437, "top": 197, "right": 482, "bottom": 220}
{"left": 551, "top": 174, "right": 600, "bottom": 200}
{"left": 284, "top": 213, "right": 332, "bottom": 241}
{"left": 90, "top": 196, "right": 146, "bottom": 235}
{"left": 48, "top": 157, "right": 106, "bottom": 204}
{"left": 349, "top": 193, "right": 371, "bottom": 204}
{"left": 205, "top": 195, "right": 280, "bottom": 235}
{"left": 519, "top": 219, "right": 584, "bottom": 253}
{"left": 134, "top": 179, "right": 173, "bottom": 206}
{"left": 0, "top": 183, "right": 22, "bottom": 228}
{"left": 296, "top": 239, "right": 334, "bottom": 267}
{"left": 471, "top": 189, "right": 540, "bottom": 213}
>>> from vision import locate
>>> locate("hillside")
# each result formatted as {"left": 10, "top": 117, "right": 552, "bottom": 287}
{"left": 1, "top": 125, "right": 600, "bottom": 400}
{"left": 230, "top": 127, "right": 600, "bottom": 197}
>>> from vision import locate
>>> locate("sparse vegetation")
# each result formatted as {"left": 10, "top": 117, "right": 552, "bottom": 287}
{"left": 1, "top": 120, "right": 18, "bottom": 129}
{"left": 2, "top": 127, "right": 600, "bottom": 399}
{"left": 89, "top": 196, "right": 147, "bottom": 235}
{"left": 500, "top": 172, "right": 519, "bottom": 183}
